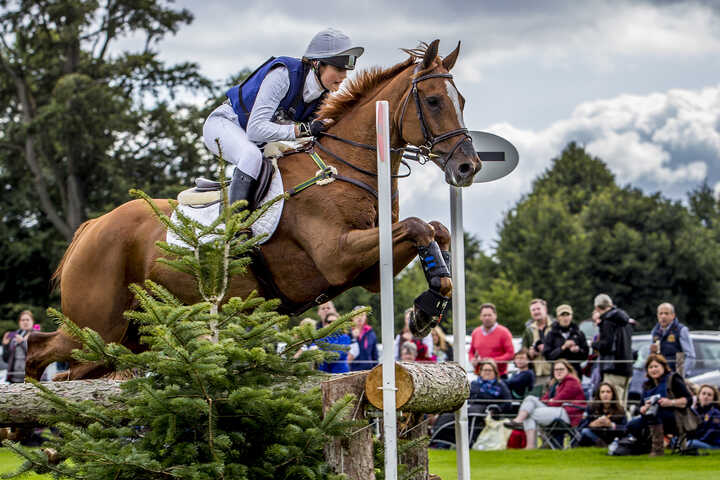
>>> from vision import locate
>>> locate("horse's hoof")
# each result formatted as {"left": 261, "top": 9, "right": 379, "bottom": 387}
{"left": 410, "top": 288, "right": 448, "bottom": 337}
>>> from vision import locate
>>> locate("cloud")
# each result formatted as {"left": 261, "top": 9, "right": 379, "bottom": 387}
{"left": 397, "top": 83, "right": 720, "bottom": 247}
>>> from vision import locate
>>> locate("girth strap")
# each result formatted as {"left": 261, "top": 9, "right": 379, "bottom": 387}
{"left": 248, "top": 246, "right": 346, "bottom": 316}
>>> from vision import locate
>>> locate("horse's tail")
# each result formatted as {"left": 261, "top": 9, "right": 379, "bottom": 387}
{"left": 51, "top": 219, "right": 95, "bottom": 292}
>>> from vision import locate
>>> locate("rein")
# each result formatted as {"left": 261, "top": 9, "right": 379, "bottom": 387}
{"left": 287, "top": 64, "right": 471, "bottom": 200}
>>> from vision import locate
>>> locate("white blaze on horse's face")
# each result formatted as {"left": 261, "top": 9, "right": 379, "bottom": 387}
{"left": 444, "top": 80, "right": 465, "bottom": 128}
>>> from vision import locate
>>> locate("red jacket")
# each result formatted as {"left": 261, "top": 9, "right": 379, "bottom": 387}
{"left": 541, "top": 375, "right": 586, "bottom": 426}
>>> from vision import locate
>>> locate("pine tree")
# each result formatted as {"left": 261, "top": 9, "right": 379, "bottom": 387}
{"left": 2, "top": 155, "right": 358, "bottom": 480}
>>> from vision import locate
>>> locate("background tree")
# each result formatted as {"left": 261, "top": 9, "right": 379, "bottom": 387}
{"left": 0, "top": 1, "right": 244, "bottom": 324}
{"left": 496, "top": 143, "right": 720, "bottom": 330}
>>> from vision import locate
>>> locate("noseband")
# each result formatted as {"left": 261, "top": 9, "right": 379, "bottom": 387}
{"left": 396, "top": 70, "right": 472, "bottom": 170}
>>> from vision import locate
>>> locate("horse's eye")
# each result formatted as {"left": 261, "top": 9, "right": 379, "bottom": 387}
{"left": 425, "top": 96, "right": 440, "bottom": 108}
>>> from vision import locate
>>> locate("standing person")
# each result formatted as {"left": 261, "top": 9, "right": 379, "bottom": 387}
{"left": 394, "top": 308, "right": 434, "bottom": 362}
{"left": 315, "top": 312, "right": 351, "bottom": 374}
{"left": 203, "top": 28, "right": 363, "bottom": 206}
{"left": 2, "top": 310, "right": 34, "bottom": 383}
{"left": 504, "top": 359, "right": 586, "bottom": 449}
{"left": 521, "top": 299, "right": 553, "bottom": 385}
{"left": 317, "top": 301, "right": 338, "bottom": 325}
{"left": 592, "top": 293, "right": 633, "bottom": 407}
{"left": 544, "top": 304, "right": 589, "bottom": 378}
{"left": 650, "top": 302, "right": 696, "bottom": 376}
{"left": 431, "top": 326, "right": 453, "bottom": 362}
{"left": 349, "top": 306, "right": 378, "bottom": 371}
{"left": 468, "top": 303, "right": 515, "bottom": 377}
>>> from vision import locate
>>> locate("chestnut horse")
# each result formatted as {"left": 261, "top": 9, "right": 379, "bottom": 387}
{"left": 26, "top": 40, "right": 480, "bottom": 379}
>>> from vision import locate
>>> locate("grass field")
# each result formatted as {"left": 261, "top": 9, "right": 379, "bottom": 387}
{"left": 2, "top": 447, "right": 720, "bottom": 479}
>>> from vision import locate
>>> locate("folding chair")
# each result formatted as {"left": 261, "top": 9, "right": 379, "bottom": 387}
{"left": 537, "top": 403, "right": 584, "bottom": 450}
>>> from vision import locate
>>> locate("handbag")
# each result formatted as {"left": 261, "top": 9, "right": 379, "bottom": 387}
{"left": 666, "top": 373, "right": 700, "bottom": 433}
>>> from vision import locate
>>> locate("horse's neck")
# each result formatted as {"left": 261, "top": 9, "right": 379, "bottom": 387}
{"left": 326, "top": 72, "right": 411, "bottom": 174}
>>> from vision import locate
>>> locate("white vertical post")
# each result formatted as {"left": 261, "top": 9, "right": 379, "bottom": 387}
{"left": 377, "top": 100, "right": 398, "bottom": 480}
{"left": 450, "top": 185, "right": 471, "bottom": 480}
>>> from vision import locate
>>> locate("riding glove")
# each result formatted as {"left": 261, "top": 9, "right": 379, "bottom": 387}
{"left": 297, "top": 119, "right": 328, "bottom": 137}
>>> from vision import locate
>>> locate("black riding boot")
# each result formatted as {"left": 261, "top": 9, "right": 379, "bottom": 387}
{"left": 228, "top": 168, "right": 255, "bottom": 209}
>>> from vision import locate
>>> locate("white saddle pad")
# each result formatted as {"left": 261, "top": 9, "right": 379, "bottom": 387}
{"left": 166, "top": 162, "right": 285, "bottom": 248}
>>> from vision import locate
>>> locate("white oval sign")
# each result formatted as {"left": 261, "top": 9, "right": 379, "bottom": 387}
{"left": 468, "top": 131, "right": 519, "bottom": 183}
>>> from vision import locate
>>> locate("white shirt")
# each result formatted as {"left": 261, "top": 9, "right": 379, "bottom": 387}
{"left": 246, "top": 67, "right": 325, "bottom": 144}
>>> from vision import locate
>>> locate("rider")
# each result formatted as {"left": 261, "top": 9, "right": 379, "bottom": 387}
{"left": 203, "top": 28, "right": 364, "bottom": 206}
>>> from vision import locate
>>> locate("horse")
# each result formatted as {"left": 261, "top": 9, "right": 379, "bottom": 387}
{"left": 26, "top": 39, "right": 480, "bottom": 380}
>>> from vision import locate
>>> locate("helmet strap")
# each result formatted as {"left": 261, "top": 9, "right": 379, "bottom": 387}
{"left": 312, "top": 60, "right": 329, "bottom": 91}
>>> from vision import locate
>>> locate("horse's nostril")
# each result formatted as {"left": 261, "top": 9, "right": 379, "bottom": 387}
{"left": 458, "top": 163, "right": 472, "bottom": 175}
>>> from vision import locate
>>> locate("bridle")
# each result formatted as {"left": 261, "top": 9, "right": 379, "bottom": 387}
{"left": 312, "top": 63, "right": 473, "bottom": 193}
{"left": 396, "top": 69, "right": 472, "bottom": 170}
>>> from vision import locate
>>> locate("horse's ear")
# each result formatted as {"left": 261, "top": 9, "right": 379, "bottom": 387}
{"left": 422, "top": 39, "right": 440, "bottom": 70}
{"left": 442, "top": 41, "right": 461, "bottom": 71}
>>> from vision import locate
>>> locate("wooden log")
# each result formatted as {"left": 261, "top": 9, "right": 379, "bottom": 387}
{"left": 321, "top": 371, "right": 375, "bottom": 480}
{"left": 0, "top": 380, "right": 124, "bottom": 427}
{"left": 364, "top": 362, "right": 469, "bottom": 413}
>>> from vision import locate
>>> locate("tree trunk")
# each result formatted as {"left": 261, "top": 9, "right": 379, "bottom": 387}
{"left": 365, "top": 362, "right": 469, "bottom": 413}
{"left": 0, "top": 380, "right": 124, "bottom": 426}
{"left": 398, "top": 413, "right": 429, "bottom": 480}
{"left": 321, "top": 372, "right": 375, "bottom": 480}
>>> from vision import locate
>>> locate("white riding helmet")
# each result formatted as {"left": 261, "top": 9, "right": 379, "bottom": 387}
{"left": 304, "top": 28, "right": 364, "bottom": 70}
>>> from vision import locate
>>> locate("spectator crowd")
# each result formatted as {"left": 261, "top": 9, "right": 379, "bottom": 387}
{"left": 3, "top": 294, "right": 717, "bottom": 457}
{"left": 455, "top": 293, "right": 716, "bottom": 455}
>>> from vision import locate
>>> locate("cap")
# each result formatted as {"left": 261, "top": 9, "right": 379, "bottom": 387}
{"left": 304, "top": 28, "right": 364, "bottom": 69}
{"left": 556, "top": 304, "right": 573, "bottom": 316}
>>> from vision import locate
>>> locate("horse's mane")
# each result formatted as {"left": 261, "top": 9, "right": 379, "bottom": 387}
{"left": 316, "top": 57, "right": 413, "bottom": 122}
{"left": 316, "top": 42, "right": 440, "bottom": 122}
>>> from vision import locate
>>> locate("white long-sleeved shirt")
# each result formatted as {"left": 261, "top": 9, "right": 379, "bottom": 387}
{"left": 246, "top": 67, "right": 325, "bottom": 144}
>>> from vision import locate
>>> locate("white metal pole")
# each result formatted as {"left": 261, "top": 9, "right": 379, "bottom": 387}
{"left": 450, "top": 185, "right": 471, "bottom": 480}
{"left": 376, "top": 100, "right": 398, "bottom": 480}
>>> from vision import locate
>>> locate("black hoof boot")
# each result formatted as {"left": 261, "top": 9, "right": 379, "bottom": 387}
{"left": 410, "top": 289, "right": 449, "bottom": 337}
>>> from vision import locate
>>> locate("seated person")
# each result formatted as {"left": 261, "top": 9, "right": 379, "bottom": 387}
{"left": 687, "top": 384, "right": 720, "bottom": 450}
{"left": 394, "top": 308, "right": 434, "bottom": 362}
{"left": 576, "top": 382, "right": 627, "bottom": 447}
{"left": 626, "top": 354, "right": 694, "bottom": 456}
{"left": 506, "top": 348, "right": 535, "bottom": 398}
{"left": 470, "top": 359, "right": 512, "bottom": 414}
{"left": 504, "top": 359, "right": 586, "bottom": 449}
{"left": 400, "top": 341, "right": 418, "bottom": 362}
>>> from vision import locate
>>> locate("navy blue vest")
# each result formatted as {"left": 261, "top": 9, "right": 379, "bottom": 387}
{"left": 652, "top": 320, "right": 684, "bottom": 369}
{"left": 225, "top": 56, "right": 324, "bottom": 130}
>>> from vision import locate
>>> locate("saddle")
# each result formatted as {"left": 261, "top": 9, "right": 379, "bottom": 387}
{"left": 177, "top": 139, "right": 310, "bottom": 211}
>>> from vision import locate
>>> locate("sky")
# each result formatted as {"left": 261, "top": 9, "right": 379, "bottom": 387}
{"left": 127, "top": 0, "right": 720, "bottom": 251}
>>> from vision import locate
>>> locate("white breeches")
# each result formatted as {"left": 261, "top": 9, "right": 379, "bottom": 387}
{"left": 519, "top": 395, "right": 570, "bottom": 431}
{"left": 203, "top": 103, "right": 262, "bottom": 179}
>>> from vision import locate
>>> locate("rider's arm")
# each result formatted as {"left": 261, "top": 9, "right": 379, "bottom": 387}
{"left": 246, "top": 66, "right": 297, "bottom": 143}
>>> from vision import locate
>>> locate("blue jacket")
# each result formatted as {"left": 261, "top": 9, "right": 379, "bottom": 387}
{"left": 693, "top": 404, "right": 720, "bottom": 446}
{"left": 225, "top": 56, "right": 324, "bottom": 129}
{"left": 315, "top": 332, "right": 351, "bottom": 374}
{"left": 651, "top": 318, "right": 694, "bottom": 373}
{"left": 350, "top": 327, "right": 378, "bottom": 372}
